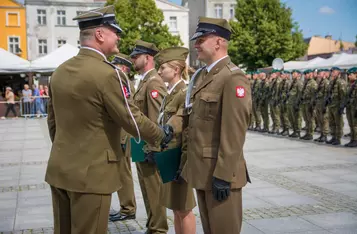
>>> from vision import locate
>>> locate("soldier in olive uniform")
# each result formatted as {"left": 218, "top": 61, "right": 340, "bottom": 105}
{"left": 278, "top": 71, "right": 291, "bottom": 136}
{"left": 342, "top": 67, "right": 357, "bottom": 147}
{"left": 252, "top": 72, "right": 262, "bottom": 131}
{"left": 109, "top": 53, "right": 137, "bottom": 222}
{"left": 313, "top": 69, "right": 330, "bottom": 143}
{"left": 45, "top": 6, "right": 173, "bottom": 234}
{"left": 130, "top": 40, "right": 169, "bottom": 234}
{"left": 300, "top": 69, "right": 317, "bottom": 140}
{"left": 287, "top": 70, "right": 303, "bottom": 138}
{"left": 313, "top": 70, "right": 321, "bottom": 132}
{"left": 156, "top": 47, "right": 197, "bottom": 234}
{"left": 268, "top": 69, "right": 282, "bottom": 134}
{"left": 326, "top": 67, "right": 347, "bottom": 145}
{"left": 248, "top": 72, "right": 255, "bottom": 130}
{"left": 181, "top": 17, "right": 251, "bottom": 234}
{"left": 259, "top": 72, "right": 270, "bottom": 132}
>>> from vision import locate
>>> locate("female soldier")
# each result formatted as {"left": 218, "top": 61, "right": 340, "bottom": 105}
{"left": 156, "top": 47, "right": 196, "bottom": 234}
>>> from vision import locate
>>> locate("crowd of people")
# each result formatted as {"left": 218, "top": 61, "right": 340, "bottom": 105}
{"left": 247, "top": 67, "right": 357, "bottom": 147}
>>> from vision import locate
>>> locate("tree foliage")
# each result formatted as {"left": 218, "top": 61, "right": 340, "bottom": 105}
{"left": 106, "top": 0, "right": 182, "bottom": 55}
{"left": 229, "top": 0, "right": 308, "bottom": 70}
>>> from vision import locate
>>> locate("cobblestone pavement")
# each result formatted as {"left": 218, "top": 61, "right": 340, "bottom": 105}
{"left": 1, "top": 119, "right": 357, "bottom": 234}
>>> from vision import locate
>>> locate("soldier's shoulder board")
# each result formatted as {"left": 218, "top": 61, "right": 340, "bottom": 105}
{"left": 227, "top": 63, "right": 241, "bottom": 72}
{"left": 103, "top": 61, "right": 117, "bottom": 69}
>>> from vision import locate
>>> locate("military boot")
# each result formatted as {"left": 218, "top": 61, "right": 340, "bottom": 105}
{"left": 344, "top": 140, "right": 353, "bottom": 147}
{"left": 291, "top": 131, "right": 300, "bottom": 138}
{"left": 326, "top": 137, "right": 336, "bottom": 144}
{"left": 347, "top": 140, "right": 357, "bottom": 147}
{"left": 260, "top": 128, "right": 269, "bottom": 133}
{"left": 314, "top": 135, "right": 322, "bottom": 142}
{"left": 254, "top": 126, "right": 262, "bottom": 132}
{"left": 268, "top": 128, "right": 276, "bottom": 134}
{"left": 304, "top": 134, "right": 313, "bottom": 140}
{"left": 331, "top": 138, "right": 341, "bottom": 146}
{"left": 281, "top": 129, "right": 289, "bottom": 136}
{"left": 289, "top": 131, "right": 295, "bottom": 137}
{"left": 318, "top": 135, "right": 327, "bottom": 143}
{"left": 300, "top": 133, "right": 308, "bottom": 139}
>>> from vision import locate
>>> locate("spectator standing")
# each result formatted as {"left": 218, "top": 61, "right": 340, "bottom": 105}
{"left": 22, "top": 84, "right": 32, "bottom": 116}
{"left": 1, "top": 87, "right": 18, "bottom": 119}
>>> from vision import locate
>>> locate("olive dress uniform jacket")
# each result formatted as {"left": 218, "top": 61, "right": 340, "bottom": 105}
{"left": 45, "top": 48, "right": 164, "bottom": 194}
{"left": 182, "top": 57, "right": 251, "bottom": 190}
{"left": 159, "top": 80, "right": 196, "bottom": 211}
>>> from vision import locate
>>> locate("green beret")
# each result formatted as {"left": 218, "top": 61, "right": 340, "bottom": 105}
{"left": 317, "top": 69, "right": 329, "bottom": 73}
{"left": 282, "top": 71, "right": 291, "bottom": 74}
{"left": 155, "top": 47, "right": 189, "bottom": 67}
{"left": 291, "top": 69, "right": 302, "bottom": 74}
{"left": 304, "top": 69, "right": 313, "bottom": 74}
{"left": 330, "top": 67, "right": 341, "bottom": 71}
{"left": 271, "top": 69, "right": 282, "bottom": 73}
{"left": 347, "top": 67, "right": 357, "bottom": 74}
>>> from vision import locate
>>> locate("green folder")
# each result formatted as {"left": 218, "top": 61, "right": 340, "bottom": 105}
{"left": 130, "top": 138, "right": 145, "bottom": 162}
{"left": 154, "top": 147, "right": 182, "bottom": 183}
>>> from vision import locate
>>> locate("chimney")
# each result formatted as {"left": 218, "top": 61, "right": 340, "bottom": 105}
{"left": 325, "top": 35, "right": 332, "bottom": 40}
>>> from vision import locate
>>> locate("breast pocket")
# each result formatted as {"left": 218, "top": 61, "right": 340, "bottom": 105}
{"left": 197, "top": 92, "right": 220, "bottom": 120}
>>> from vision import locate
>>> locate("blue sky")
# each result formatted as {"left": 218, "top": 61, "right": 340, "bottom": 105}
{"left": 169, "top": 0, "right": 357, "bottom": 43}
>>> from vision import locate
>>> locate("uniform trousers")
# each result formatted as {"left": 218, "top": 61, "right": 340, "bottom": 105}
{"left": 136, "top": 162, "right": 168, "bottom": 234}
{"left": 315, "top": 102, "right": 329, "bottom": 136}
{"left": 116, "top": 157, "right": 136, "bottom": 215}
{"left": 301, "top": 103, "right": 315, "bottom": 135}
{"left": 280, "top": 103, "right": 290, "bottom": 130}
{"left": 253, "top": 101, "right": 261, "bottom": 127}
{"left": 50, "top": 186, "right": 111, "bottom": 234}
{"left": 260, "top": 101, "right": 270, "bottom": 130}
{"left": 196, "top": 188, "right": 242, "bottom": 234}
{"left": 328, "top": 106, "right": 344, "bottom": 139}
{"left": 346, "top": 106, "right": 357, "bottom": 140}
{"left": 270, "top": 103, "right": 280, "bottom": 130}
{"left": 287, "top": 105, "right": 301, "bottom": 132}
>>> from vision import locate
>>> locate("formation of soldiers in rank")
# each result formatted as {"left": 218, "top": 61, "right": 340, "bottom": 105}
{"left": 247, "top": 67, "right": 357, "bottom": 148}
{"left": 44, "top": 5, "right": 251, "bottom": 234}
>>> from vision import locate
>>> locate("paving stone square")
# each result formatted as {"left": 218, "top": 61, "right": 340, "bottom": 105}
{"left": 0, "top": 119, "right": 357, "bottom": 234}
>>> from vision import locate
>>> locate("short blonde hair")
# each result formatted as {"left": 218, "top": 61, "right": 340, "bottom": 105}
{"left": 167, "top": 60, "right": 190, "bottom": 81}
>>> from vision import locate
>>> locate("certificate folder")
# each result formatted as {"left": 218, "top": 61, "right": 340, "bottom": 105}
{"left": 154, "top": 147, "right": 181, "bottom": 183}
{"left": 130, "top": 138, "right": 145, "bottom": 162}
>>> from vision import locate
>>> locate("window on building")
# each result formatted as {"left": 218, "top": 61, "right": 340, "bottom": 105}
{"left": 6, "top": 12, "right": 20, "bottom": 26}
{"left": 37, "top": 9, "right": 46, "bottom": 25}
{"left": 230, "top": 4, "right": 236, "bottom": 19}
{"left": 169, "top": 16, "right": 177, "bottom": 31}
{"left": 38, "top": 39, "right": 48, "bottom": 54}
{"left": 214, "top": 4, "right": 223, "bottom": 18}
{"left": 8, "top": 36, "right": 21, "bottom": 54}
{"left": 57, "top": 10, "right": 66, "bottom": 25}
{"left": 58, "top": 40, "right": 66, "bottom": 47}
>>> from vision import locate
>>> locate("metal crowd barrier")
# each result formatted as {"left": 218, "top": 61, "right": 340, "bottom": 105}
{"left": 19, "top": 96, "right": 49, "bottom": 118}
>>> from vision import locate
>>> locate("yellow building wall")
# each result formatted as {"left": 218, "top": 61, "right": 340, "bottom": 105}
{"left": 0, "top": 0, "right": 28, "bottom": 59}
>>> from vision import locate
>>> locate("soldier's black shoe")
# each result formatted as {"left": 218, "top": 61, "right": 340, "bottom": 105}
{"left": 281, "top": 130, "right": 289, "bottom": 136}
{"left": 109, "top": 209, "right": 119, "bottom": 217}
{"left": 344, "top": 133, "right": 351, "bottom": 137}
{"left": 254, "top": 126, "right": 262, "bottom": 131}
{"left": 291, "top": 132, "right": 300, "bottom": 138}
{"left": 347, "top": 140, "right": 357, "bottom": 147}
{"left": 289, "top": 132, "right": 295, "bottom": 137}
{"left": 344, "top": 140, "right": 353, "bottom": 147}
{"left": 331, "top": 139, "right": 341, "bottom": 146}
{"left": 303, "top": 135, "right": 313, "bottom": 140}
{"left": 318, "top": 135, "right": 327, "bottom": 143}
{"left": 314, "top": 135, "right": 321, "bottom": 142}
{"left": 109, "top": 213, "right": 136, "bottom": 222}
{"left": 326, "top": 137, "right": 336, "bottom": 144}
{"left": 268, "top": 129, "right": 276, "bottom": 134}
{"left": 260, "top": 128, "right": 269, "bottom": 133}
{"left": 300, "top": 134, "right": 307, "bottom": 139}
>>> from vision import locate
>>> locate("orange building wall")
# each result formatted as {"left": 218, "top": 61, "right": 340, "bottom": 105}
{"left": 0, "top": 0, "right": 28, "bottom": 59}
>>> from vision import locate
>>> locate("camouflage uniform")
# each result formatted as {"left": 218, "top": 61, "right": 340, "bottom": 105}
{"left": 252, "top": 78, "right": 262, "bottom": 131}
{"left": 286, "top": 78, "right": 303, "bottom": 137}
{"left": 344, "top": 75, "right": 357, "bottom": 147}
{"left": 314, "top": 74, "right": 330, "bottom": 142}
{"left": 326, "top": 72, "right": 347, "bottom": 145}
{"left": 279, "top": 76, "right": 291, "bottom": 136}
{"left": 300, "top": 77, "right": 317, "bottom": 140}
{"left": 249, "top": 78, "right": 255, "bottom": 129}
{"left": 269, "top": 75, "right": 281, "bottom": 134}
{"left": 259, "top": 79, "right": 270, "bottom": 132}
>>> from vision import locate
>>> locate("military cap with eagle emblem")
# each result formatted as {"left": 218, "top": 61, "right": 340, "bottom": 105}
{"left": 73, "top": 5, "right": 122, "bottom": 33}
{"left": 112, "top": 53, "right": 132, "bottom": 68}
{"left": 130, "top": 40, "right": 160, "bottom": 57}
{"left": 190, "top": 16, "right": 232, "bottom": 41}
{"left": 155, "top": 47, "right": 189, "bottom": 67}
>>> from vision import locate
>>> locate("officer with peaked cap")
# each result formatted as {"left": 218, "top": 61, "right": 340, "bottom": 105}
{"left": 344, "top": 67, "right": 357, "bottom": 147}
{"left": 180, "top": 16, "right": 251, "bottom": 234}
{"left": 45, "top": 6, "right": 173, "bottom": 234}
{"left": 130, "top": 40, "right": 169, "bottom": 234}
{"left": 109, "top": 53, "right": 137, "bottom": 222}
{"left": 326, "top": 67, "right": 347, "bottom": 145}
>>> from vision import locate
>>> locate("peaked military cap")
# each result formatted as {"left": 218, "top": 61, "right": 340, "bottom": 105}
{"left": 304, "top": 69, "right": 313, "bottom": 74}
{"left": 347, "top": 67, "right": 357, "bottom": 74}
{"left": 130, "top": 40, "right": 159, "bottom": 57}
{"left": 291, "top": 69, "right": 302, "bottom": 74}
{"left": 155, "top": 47, "right": 189, "bottom": 67}
{"left": 73, "top": 5, "right": 122, "bottom": 33}
{"left": 330, "top": 67, "right": 342, "bottom": 71}
{"left": 191, "top": 16, "right": 232, "bottom": 41}
{"left": 112, "top": 53, "right": 132, "bottom": 67}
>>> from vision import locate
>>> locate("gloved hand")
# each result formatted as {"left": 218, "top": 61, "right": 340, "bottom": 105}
{"left": 161, "top": 124, "right": 174, "bottom": 149}
{"left": 121, "top": 144, "right": 126, "bottom": 152}
{"left": 144, "top": 151, "right": 156, "bottom": 164}
{"left": 173, "top": 169, "right": 184, "bottom": 184}
{"left": 338, "top": 107, "right": 345, "bottom": 115}
{"left": 212, "top": 177, "right": 231, "bottom": 202}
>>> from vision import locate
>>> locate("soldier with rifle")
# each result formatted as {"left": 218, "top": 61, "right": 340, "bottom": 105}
{"left": 278, "top": 71, "right": 291, "bottom": 136}
{"left": 258, "top": 72, "right": 270, "bottom": 132}
{"left": 313, "top": 69, "right": 330, "bottom": 143}
{"left": 326, "top": 67, "right": 347, "bottom": 145}
{"left": 287, "top": 70, "right": 303, "bottom": 138}
{"left": 268, "top": 69, "right": 282, "bottom": 134}
{"left": 339, "top": 67, "right": 357, "bottom": 147}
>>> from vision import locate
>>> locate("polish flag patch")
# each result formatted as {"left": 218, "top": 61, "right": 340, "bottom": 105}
{"left": 151, "top": 90, "right": 159, "bottom": 99}
{"left": 236, "top": 86, "right": 245, "bottom": 98}
{"left": 123, "top": 86, "right": 130, "bottom": 98}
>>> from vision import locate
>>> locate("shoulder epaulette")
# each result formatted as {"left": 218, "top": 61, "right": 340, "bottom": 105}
{"left": 226, "top": 62, "right": 241, "bottom": 72}
{"left": 103, "top": 60, "right": 117, "bottom": 69}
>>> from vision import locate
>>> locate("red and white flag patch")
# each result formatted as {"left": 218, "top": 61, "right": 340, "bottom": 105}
{"left": 236, "top": 86, "right": 245, "bottom": 98}
{"left": 151, "top": 90, "right": 159, "bottom": 99}
{"left": 123, "top": 86, "right": 130, "bottom": 98}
